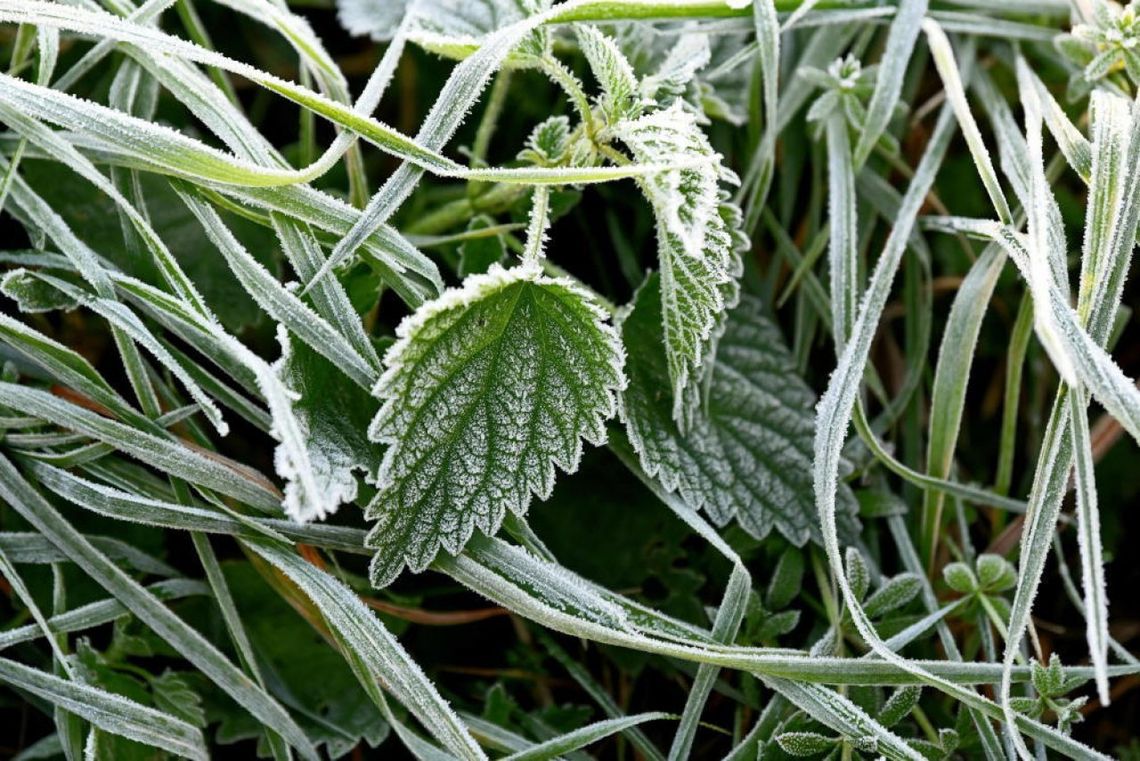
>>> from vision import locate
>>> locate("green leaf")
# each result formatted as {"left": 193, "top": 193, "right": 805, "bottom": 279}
{"left": 0, "top": 267, "right": 77, "bottom": 312}
{"left": 366, "top": 262, "right": 625, "bottom": 586}
{"left": 276, "top": 330, "right": 383, "bottom": 514}
{"left": 846, "top": 547, "right": 870, "bottom": 602}
{"left": 775, "top": 731, "right": 837, "bottom": 757}
{"left": 150, "top": 670, "right": 207, "bottom": 728}
{"left": 611, "top": 107, "right": 742, "bottom": 421}
{"left": 863, "top": 574, "right": 922, "bottom": 619}
{"left": 975, "top": 554, "right": 1016, "bottom": 593}
{"left": 879, "top": 686, "right": 922, "bottom": 728}
{"left": 942, "top": 562, "right": 976, "bottom": 594}
{"left": 618, "top": 274, "right": 859, "bottom": 545}
{"left": 765, "top": 546, "right": 805, "bottom": 611}
{"left": 577, "top": 25, "right": 641, "bottom": 123}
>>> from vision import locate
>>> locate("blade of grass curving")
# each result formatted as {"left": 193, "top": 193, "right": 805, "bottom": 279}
{"left": 0, "top": 453, "right": 318, "bottom": 759}
{"left": 852, "top": 0, "right": 927, "bottom": 167}
{"left": 760, "top": 679, "right": 922, "bottom": 761}
{"left": 0, "top": 68, "right": 689, "bottom": 189}
{"left": 175, "top": 187, "right": 377, "bottom": 389}
{"left": 244, "top": 539, "right": 487, "bottom": 761}
{"left": 922, "top": 20, "right": 1012, "bottom": 223}
{"left": 0, "top": 655, "right": 207, "bottom": 759}
{"left": 825, "top": 113, "right": 857, "bottom": 352}
{"left": 0, "top": 383, "right": 279, "bottom": 511}
{"left": 504, "top": 714, "right": 673, "bottom": 761}
{"left": 0, "top": 531, "right": 178, "bottom": 577}
{"left": 0, "top": 579, "right": 207, "bottom": 650}
{"left": 921, "top": 245, "right": 1006, "bottom": 571}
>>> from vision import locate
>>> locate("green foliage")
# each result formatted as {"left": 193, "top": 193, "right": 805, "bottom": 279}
{"left": 0, "top": 0, "right": 1138, "bottom": 758}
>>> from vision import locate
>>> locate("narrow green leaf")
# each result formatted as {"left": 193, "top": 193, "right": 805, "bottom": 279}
{"left": 0, "top": 656, "right": 207, "bottom": 760}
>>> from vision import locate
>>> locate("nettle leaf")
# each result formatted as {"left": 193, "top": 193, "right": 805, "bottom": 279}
{"left": 274, "top": 329, "right": 382, "bottom": 514}
{"left": 337, "top": 0, "right": 539, "bottom": 57}
{"left": 576, "top": 25, "right": 641, "bottom": 123}
{"left": 641, "top": 33, "right": 711, "bottom": 107}
{"left": 519, "top": 115, "right": 572, "bottom": 166}
{"left": 611, "top": 105, "right": 742, "bottom": 423}
{"left": 618, "top": 274, "right": 860, "bottom": 545}
{"left": 366, "top": 262, "right": 625, "bottom": 586}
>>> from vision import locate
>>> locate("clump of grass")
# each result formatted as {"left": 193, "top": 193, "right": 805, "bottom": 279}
{"left": 0, "top": 0, "right": 1138, "bottom": 758}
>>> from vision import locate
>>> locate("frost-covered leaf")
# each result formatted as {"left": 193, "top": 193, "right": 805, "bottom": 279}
{"left": 576, "top": 25, "right": 641, "bottom": 123}
{"left": 618, "top": 275, "right": 859, "bottom": 545}
{"left": 150, "top": 671, "right": 207, "bottom": 729}
{"left": 336, "top": 0, "right": 540, "bottom": 58}
{"left": 611, "top": 105, "right": 741, "bottom": 422}
{"left": 366, "top": 262, "right": 625, "bottom": 586}
{"left": 640, "top": 34, "right": 711, "bottom": 106}
{"left": 336, "top": 0, "right": 408, "bottom": 41}
{"left": 776, "top": 731, "right": 837, "bottom": 757}
{"left": 275, "top": 329, "right": 382, "bottom": 515}
{"left": 1, "top": 268, "right": 78, "bottom": 313}
{"left": 519, "top": 116, "right": 572, "bottom": 166}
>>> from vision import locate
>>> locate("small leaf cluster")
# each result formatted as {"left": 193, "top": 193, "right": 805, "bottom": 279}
{"left": 1010, "top": 654, "right": 1090, "bottom": 734}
